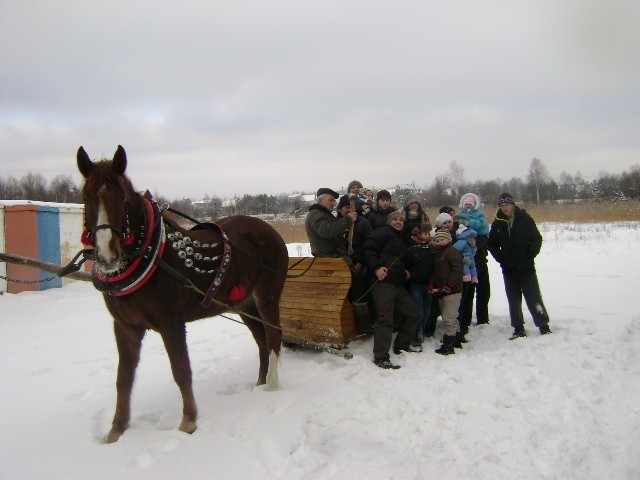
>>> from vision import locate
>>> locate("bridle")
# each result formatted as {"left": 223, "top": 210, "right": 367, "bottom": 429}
{"left": 81, "top": 201, "right": 137, "bottom": 252}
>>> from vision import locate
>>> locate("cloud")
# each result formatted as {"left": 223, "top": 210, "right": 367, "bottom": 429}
{"left": 1, "top": 0, "right": 639, "bottom": 199}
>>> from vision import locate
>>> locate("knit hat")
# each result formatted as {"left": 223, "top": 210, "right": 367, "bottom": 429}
{"left": 316, "top": 187, "right": 339, "bottom": 199}
{"left": 498, "top": 192, "right": 515, "bottom": 205}
{"left": 434, "top": 212, "right": 453, "bottom": 228}
{"left": 460, "top": 193, "right": 478, "bottom": 209}
{"left": 434, "top": 229, "right": 452, "bottom": 243}
{"left": 337, "top": 194, "right": 351, "bottom": 210}
{"left": 411, "top": 222, "right": 432, "bottom": 237}
{"left": 377, "top": 189, "right": 392, "bottom": 202}
{"left": 439, "top": 206, "right": 455, "bottom": 215}
{"left": 387, "top": 210, "right": 404, "bottom": 224}
{"left": 404, "top": 195, "right": 422, "bottom": 208}
{"left": 347, "top": 180, "right": 363, "bottom": 193}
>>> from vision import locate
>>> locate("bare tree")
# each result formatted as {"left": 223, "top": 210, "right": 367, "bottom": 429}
{"left": 559, "top": 171, "right": 574, "bottom": 199}
{"left": 20, "top": 173, "right": 48, "bottom": 201}
{"left": 527, "top": 158, "right": 550, "bottom": 204}
{"left": 448, "top": 160, "right": 465, "bottom": 197}
{"left": 49, "top": 175, "right": 79, "bottom": 203}
{"left": 0, "top": 176, "right": 23, "bottom": 199}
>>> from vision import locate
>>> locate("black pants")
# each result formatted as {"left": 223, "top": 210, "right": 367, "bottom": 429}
{"left": 458, "top": 282, "right": 474, "bottom": 332}
{"left": 458, "top": 261, "right": 491, "bottom": 329}
{"left": 474, "top": 262, "right": 490, "bottom": 323}
{"left": 503, "top": 268, "right": 549, "bottom": 328}
{"left": 371, "top": 283, "right": 419, "bottom": 361}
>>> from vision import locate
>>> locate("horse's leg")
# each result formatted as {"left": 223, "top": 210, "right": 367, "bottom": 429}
{"left": 240, "top": 312, "right": 270, "bottom": 387}
{"left": 159, "top": 323, "right": 198, "bottom": 435}
{"left": 253, "top": 292, "right": 283, "bottom": 390}
{"left": 106, "top": 321, "right": 145, "bottom": 443}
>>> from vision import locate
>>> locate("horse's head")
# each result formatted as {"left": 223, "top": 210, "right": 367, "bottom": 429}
{"left": 77, "top": 145, "right": 143, "bottom": 273}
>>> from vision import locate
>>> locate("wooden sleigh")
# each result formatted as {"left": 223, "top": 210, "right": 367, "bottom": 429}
{"left": 280, "top": 256, "right": 361, "bottom": 357}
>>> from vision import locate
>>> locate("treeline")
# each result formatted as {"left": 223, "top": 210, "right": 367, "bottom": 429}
{"left": 2, "top": 158, "right": 638, "bottom": 218}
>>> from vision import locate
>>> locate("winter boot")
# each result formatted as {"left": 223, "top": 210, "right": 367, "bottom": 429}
{"left": 435, "top": 335, "right": 456, "bottom": 355}
{"left": 453, "top": 331, "right": 465, "bottom": 349}
{"left": 393, "top": 344, "right": 423, "bottom": 354}
{"left": 539, "top": 325, "right": 552, "bottom": 335}
{"left": 374, "top": 358, "right": 401, "bottom": 370}
{"left": 509, "top": 325, "right": 527, "bottom": 340}
{"left": 353, "top": 302, "right": 374, "bottom": 334}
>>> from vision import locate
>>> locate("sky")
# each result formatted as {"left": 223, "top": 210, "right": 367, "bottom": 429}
{"left": 1, "top": 222, "right": 639, "bottom": 479}
{"left": 1, "top": 1, "right": 639, "bottom": 200}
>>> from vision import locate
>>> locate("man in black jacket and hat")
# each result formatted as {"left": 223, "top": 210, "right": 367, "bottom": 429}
{"left": 363, "top": 210, "right": 420, "bottom": 369}
{"left": 487, "top": 193, "right": 552, "bottom": 339}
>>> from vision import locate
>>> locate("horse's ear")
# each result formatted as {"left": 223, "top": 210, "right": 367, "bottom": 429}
{"left": 77, "top": 146, "right": 93, "bottom": 178}
{"left": 113, "top": 145, "right": 127, "bottom": 176}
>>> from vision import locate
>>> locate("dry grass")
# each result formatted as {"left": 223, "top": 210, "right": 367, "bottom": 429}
{"left": 268, "top": 201, "right": 640, "bottom": 243}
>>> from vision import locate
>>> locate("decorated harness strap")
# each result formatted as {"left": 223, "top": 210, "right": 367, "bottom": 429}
{"left": 200, "top": 230, "right": 236, "bottom": 308}
{"left": 92, "top": 192, "right": 166, "bottom": 296}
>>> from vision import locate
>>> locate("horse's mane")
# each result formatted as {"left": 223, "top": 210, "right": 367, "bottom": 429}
{"left": 82, "top": 160, "right": 137, "bottom": 201}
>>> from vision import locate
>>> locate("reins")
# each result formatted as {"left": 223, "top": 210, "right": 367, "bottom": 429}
{"left": 351, "top": 244, "right": 413, "bottom": 304}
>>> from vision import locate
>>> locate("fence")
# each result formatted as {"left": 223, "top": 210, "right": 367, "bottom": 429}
{"left": 0, "top": 201, "right": 87, "bottom": 294}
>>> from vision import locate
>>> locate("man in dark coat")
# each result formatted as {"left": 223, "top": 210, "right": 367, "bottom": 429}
{"left": 362, "top": 210, "right": 420, "bottom": 369}
{"left": 487, "top": 193, "right": 552, "bottom": 339}
{"left": 305, "top": 188, "right": 356, "bottom": 262}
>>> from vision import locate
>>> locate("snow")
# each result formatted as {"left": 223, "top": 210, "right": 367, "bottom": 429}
{"left": 1, "top": 222, "right": 639, "bottom": 480}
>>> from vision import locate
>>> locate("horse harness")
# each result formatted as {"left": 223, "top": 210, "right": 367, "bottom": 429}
{"left": 71, "top": 191, "right": 243, "bottom": 308}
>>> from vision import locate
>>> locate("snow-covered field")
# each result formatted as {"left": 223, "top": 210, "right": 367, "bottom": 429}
{"left": 1, "top": 222, "right": 639, "bottom": 480}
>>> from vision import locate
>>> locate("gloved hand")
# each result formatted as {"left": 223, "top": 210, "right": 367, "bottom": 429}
{"left": 463, "top": 257, "right": 473, "bottom": 266}
{"left": 467, "top": 237, "right": 476, "bottom": 248}
{"left": 441, "top": 283, "right": 454, "bottom": 295}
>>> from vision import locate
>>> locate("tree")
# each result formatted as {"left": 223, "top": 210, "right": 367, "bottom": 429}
{"left": 559, "top": 171, "right": 575, "bottom": 199}
{"left": 49, "top": 175, "right": 79, "bottom": 203}
{"left": 620, "top": 165, "right": 640, "bottom": 199}
{"left": 0, "top": 176, "right": 23, "bottom": 199}
{"left": 20, "top": 173, "right": 48, "bottom": 201}
{"left": 448, "top": 160, "right": 465, "bottom": 198}
{"left": 527, "top": 158, "right": 550, "bottom": 204}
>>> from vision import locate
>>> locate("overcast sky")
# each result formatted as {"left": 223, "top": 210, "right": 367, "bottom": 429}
{"left": 1, "top": 1, "right": 639, "bottom": 200}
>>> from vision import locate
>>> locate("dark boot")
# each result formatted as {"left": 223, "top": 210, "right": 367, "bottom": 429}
{"left": 353, "top": 302, "right": 374, "bottom": 334}
{"left": 435, "top": 335, "right": 455, "bottom": 355}
{"left": 374, "top": 358, "right": 401, "bottom": 369}
{"left": 453, "top": 331, "right": 464, "bottom": 348}
{"left": 539, "top": 325, "right": 552, "bottom": 335}
{"left": 509, "top": 325, "right": 527, "bottom": 340}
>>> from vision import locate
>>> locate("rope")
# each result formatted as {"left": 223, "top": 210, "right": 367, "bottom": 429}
{"left": 351, "top": 244, "right": 412, "bottom": 304}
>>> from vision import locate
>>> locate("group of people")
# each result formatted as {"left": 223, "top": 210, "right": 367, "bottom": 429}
{"left": 305, "top": 181, "right": 552, "bottom": 370}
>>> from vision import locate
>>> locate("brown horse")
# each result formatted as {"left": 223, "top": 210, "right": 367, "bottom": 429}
{"left": 77, "top": 145, "right": 288, "bottom": 443}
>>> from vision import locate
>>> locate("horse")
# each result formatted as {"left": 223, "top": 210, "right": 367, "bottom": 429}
{"left": 77, "top": 145, "right": 288, "bottom": 443}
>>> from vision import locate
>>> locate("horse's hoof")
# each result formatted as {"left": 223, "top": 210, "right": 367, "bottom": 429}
{"left": 104, "top": 429, "right": 124, "bottom": 444}
{"left": 179, "top": 418, "right": 197, "bottom": 435}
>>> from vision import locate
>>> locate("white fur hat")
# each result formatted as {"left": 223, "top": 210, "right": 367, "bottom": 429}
{"left": 435, "top": 212, "right": 453, "bottom": 228}
{"left": 459, "top": 193, "right": 479, "bottom": 209}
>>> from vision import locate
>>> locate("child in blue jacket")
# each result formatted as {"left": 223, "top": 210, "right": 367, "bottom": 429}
{"left": 454, "top": 224, "right": 477, "bottom": 283}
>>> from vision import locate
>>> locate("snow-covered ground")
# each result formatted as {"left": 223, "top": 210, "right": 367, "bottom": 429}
{"left": 1, "top": 222, "right": 639, "bottom": 480}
